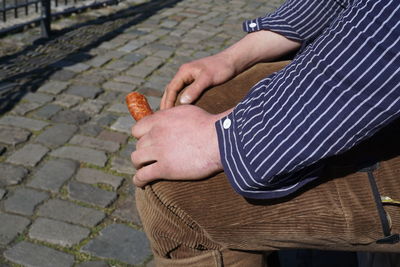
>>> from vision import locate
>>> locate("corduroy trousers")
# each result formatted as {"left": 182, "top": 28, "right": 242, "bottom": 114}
{"left": 136, "top": 61, "right": 400, "bottom": 266}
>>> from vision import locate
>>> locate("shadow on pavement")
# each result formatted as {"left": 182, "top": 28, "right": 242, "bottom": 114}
{"left": 0, "top": 0, "right": 182, "bottom": 114}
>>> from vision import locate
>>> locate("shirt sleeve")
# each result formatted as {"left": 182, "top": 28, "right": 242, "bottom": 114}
{"left": 243, "top": 0, "right": 350, "bottom": 42}
{"left": 216, "top": 0, "right": 400, "bottom": 199}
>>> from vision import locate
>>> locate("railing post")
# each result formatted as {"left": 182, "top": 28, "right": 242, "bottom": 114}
{"left": 40, "top": 0, "right": 51, "bottom": 38}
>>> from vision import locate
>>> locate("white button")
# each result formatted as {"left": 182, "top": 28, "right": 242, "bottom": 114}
{"left": 223, "top": 118, "right": 231, "bottom": 129}
{"left": 249, "top": 22, "right": 257, "bottom": 29}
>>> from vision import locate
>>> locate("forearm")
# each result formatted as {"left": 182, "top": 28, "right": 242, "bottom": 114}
{"left": 219, "top": 30, "right": 301, "bottom": 76}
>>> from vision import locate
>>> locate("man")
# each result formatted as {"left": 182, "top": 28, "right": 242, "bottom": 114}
{"left": 131, "top": 0, "right": 400, "bottom": 265}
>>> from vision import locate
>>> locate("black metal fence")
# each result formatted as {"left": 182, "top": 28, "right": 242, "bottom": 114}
{"left": 0, "top": 0, "right": 118, "bottom": 37}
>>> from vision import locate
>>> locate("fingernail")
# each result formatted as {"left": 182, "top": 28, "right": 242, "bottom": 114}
{"left": 180, "top": 95, "right": 191, "bottom": 104}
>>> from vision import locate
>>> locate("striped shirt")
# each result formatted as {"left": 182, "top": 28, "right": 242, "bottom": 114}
{"left": 215, "top": 0, "right": 400, "bottom": 199}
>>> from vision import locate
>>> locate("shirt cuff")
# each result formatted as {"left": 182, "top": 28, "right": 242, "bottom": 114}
{"left": 215, "top": 111, "right": 324, "bottom": 199}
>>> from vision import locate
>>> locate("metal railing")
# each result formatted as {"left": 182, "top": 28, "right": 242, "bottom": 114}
{"left": 0, "top": 0, "right": 118, "bottom": 37}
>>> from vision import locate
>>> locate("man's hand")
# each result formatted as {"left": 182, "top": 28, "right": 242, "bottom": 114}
{"left": 160, "top": 53, "right": 236, "bottom": 110}
{"left": 131, "top": 105, "right": 228, "bottom": 187}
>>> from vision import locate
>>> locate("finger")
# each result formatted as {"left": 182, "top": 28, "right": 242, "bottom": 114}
{"left": 133, "top": 162, "right": 163, "bottom": 187}
{"left": 163, "top": 71, "right": 195, "bottom": 109}
{"left": 131, "top": 147, "right": 157, "bottom": 169}
{"left": 135, "top": 134, "right": 152, "bottom": 150}
{"left": 179, "top": 74, "right": 211, "bottom": 105}
{"left": 131, "top": 115, "right": 156, "bottom": 139}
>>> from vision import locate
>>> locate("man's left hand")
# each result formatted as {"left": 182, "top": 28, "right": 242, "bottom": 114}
{"left": 131, "top": 105, "right": 226, "bottom": 187}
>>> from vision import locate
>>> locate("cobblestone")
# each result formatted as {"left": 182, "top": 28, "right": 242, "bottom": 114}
{"left": 102, "top": 81, "right": 133, "bottom": 93}
{"left": 110, "top": 115, "right": 135, "bottom": 134}
{"left": 107, "top": 103, "right": 129, "bottom": 114}
{"left": 67, "top": 84, "right": 103, "bottom": 99}
{"left": 4, "top": 187, "right": 49, "bottom": 216}
{"left": 31, "top": 104, "right": 63, "bottom": 120}
{"left": 0, "top": 115, "right": 49, "bottom": 131}
{"left": 29, "top": 218, "right": 90, "bottom": 247}
{"left": 51, "top": 110, "right": 91, "bottom": 125}
{"left": 36, "top": 124, "right": 78, "bottom": 148}
{"left": 69, "top": 135, "right": 119, "bottom": 152}
{"left": 64, "top": 63, "right": 91, "bottom": 73}
{"left": 0, "top": 125, "right": 31, "bottom": 146}
{"left": 97, "top": 130, "right": 128, "bottom": 144}
{"left": 28, "top": 159, "right": 78, "bottom": 192}
{"left": 51, "top": 146, "right": 107, "bottom": 167}
{"left": 0, "top": 163, "right": 28, "bottom": 186}
{"left": 50, "top": 69, "right": 77, "bottom": 81}
{"left": 38, "top": 81, "right": 69, "bottom": 95}
{"left": 22, "top": 92, "right": 54, "bottom": 105}
{"left": 6, "top": 144, "right": 49, "bottom": 167}
{"left": 68, "top": 181, "right": 117, "bottom": 208}
{"left": 37, "top": 199, "right": 105, "bottom": 227}
{"left": 82, "top": 224, "right": 151, "bottom": 265}
{"left": 0, "top": 188, "right": 5, "bottom": 200}
{"left": 76, "top": 261, "right": 109, "bottom": 267}
{"left": 0, "top": 212, "right": 30, "bottom": 245}
{"left": 111, "top": 156, "right": 136, "bottom": 175}
{"left": 79, "top": 123, "right": 103, "bottom": 136}
{"left": 73, "top": 99, "right": 106, "bottom": 116}
{"left": 75, "top": 168, "right": 123, "bottom": 189}
{"left": 93, "top": 113, "right": 118, "bottom": 127}
{"left": 4, "top": 241, "right": 74, "bottom": 267}
{"left": 53, "top": 94, "right": 83, "bottom": 108}
{"left": 10, "top": 101, "right": 42, "bottom": 116}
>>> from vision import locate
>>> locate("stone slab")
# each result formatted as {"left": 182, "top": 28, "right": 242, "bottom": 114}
{"left": 82, "top": 224, "right": 151, "bottom": 265}
{"left": 97, "top": 130, "right": 128, "bottom": 144}
{"left": 68, "top": 181, "right": 117, "bottom": 208}
{"left": 36, "top": 124, "right": 78, "bottom": 148}
{"left": 73, "top": 99, "right": 106, "bottom": 115}
{"left": 6, "top": 144, "right": 49, "bottom": 167}
{"left": 102, "top": 81, "right": 133, "bottom": 93}
{"left": 11, "top": 101, "right": 42, "bottom": 116}
{"left": 0, "top": 115, "right": 49, "bottom": 131}
{"left": 37, "top": 199, "right": 105, "bottom": 227}
{"left": 0, "top": 125, "right": 31, "bottom": 145}
{"left": 28, "top": 159, "right": 78, "bottom": 192}
{"left": 54, "top": 94, "right": 83, "bottom": 108}
{"left": 22, "top": 92, "right": 54, "bottom": 105}
{"left": 0, "top": 212, "right": 30, "bottom": 245}
{"left": 51, "top": 110, "right": 90, "bottom": 125}
{"left": 38, "top": 81, "right": 69, "bottom": 95}
{"left": 110, "top": 116, "right": 135, "bottom": 134}
{"left": 31, "top": 104, "right": 63, "bottom": 120}
{"left": 4, "top": 241, "right": 74, "bottom": 267}
{"left": 29, "top": 218, "right": 90, "bottom": 247}
{"left": 67, "top": 84, "right": 103, "bottom": 99}
{"left": 75, "top": 168, "right": 123, "bottom": 189}
{"left": 69, "top": 135, "right": 119, "bottom": 152}
{"left": 51, "top": 146, "right": 107, "bottom": 167}
{"left": 4, "top": 187, "right": 49, "bottom": 216}
{"left": 0, "top": 163, "right": 28, "bottom": 186}
{"left": 107, "top": 103, "right": 129, "bottom": 114}
{"left": 79, "top": 123, "right": 103, "bottom": 137}
{"left": 111, "top": 156, "right": 136, "bottom": 175}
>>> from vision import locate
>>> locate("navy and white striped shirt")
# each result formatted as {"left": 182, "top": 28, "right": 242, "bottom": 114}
{"left": 215, "top": 0, "right": 400, "bottom": 199}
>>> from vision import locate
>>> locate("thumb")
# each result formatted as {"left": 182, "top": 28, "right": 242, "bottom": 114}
{"left": 180, "top": 75, "right": 211, "bottom": 104}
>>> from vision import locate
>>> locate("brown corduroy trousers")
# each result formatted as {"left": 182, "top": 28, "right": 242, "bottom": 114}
{"left": 136, "top": 61, "right": 400, "bottom": 266}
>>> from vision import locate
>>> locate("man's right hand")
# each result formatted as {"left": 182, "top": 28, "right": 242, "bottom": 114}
{"left": 160, "top": 53, "right": 236, "bottom": 110}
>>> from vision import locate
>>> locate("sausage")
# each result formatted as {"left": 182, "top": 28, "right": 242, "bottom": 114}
{"left": 125, "top": 92, "right": 153, "bottom": 121}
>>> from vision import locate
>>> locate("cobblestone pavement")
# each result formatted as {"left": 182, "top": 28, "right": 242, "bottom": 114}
{"left": 0, "top": 0, "right": 284, "bottom": 266}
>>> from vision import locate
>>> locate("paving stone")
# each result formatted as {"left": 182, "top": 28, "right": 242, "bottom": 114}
{"left": 4, "top": 187, "right": 49, "bottom": 216}
{"left": 75, "top": 168, "right": 123, "bottom": 189}
{"left": 67, "top": 84, "right": 103, "bottom": 99}
{"left": 113, "top": 75, "right": 144, "bottom": 86}
{"left": 125, "top": 64, "right": 156, "bottom": 78}
{"left": 22, "top": 92, "right": 54, "bottom": 105}
{"left": 119, "top": 141, "right": 136, "bottom": 158}
{"left": 0, "top": 163, "right": 28, "bottom": 186}
{"left": 104, "top": 60, "right": 133, "bottom": 72}
{"left": 31, "top": 104, "right": 62, "bottom": 120}
{"left": 0, "top": 125, "right": 31, "bottom": 145}
{"left": 69, "top": 135, "right": 119, "bottom": 152}
{"left": 117, "top": 40, "right": 145, "bottom": 53}
{"left": 97, "top": 130, "right": 128, "bottom": 145}
{"left": 29, "top": 218, "right": 90, "bottom": 247}
{"left": 64, "top": 63, "right": 91, "bottom": 73}
{"left": 107, "top": 103, "right": 129, "bottom": 114}
{"left": 146, "top": 95, "right": 161, "bottom": 111}
{"left": 102, "top": 81, "right": 133, "bottom": 93}
{"left": 79, "top": 123, "right": 103, "bottom": 136}
{"left": 4, "top": 241, "right": 74, "bottom": 267}
{"left": 121, "top": 53, "right": 145, "bottom": 63}
{"left": 37, "top": 199, "right": 105, "bottom": 227}
{"left": 73, "top": 72, "right": 107, "bottom": 85}
{"left": 51, "top": 146, "right": 107, "bottom": 167}
{"left": 54, "top": 94, "right": 83, "bottom": 108}
{"left": 110, "top": 115, "right": 135, "bottom": 134}
{"left": 86, "top": 55, "right": 112, "bottom": 68}
{"left": 68, "top": 181, "right": 117, "bottom": 208}
{"left": 38, "top": 81, "right": 69, "bottom": 95}
{"left": 93, "top": 113, "right": 118, "bottom": 127}
{"left": 28, "top": 159, "right": 78, "bottom": 192}
{"left": 112, "top": 184, "right": 141, "bottom": 225}
{"left": 82, "top": 224, "right": 151, "bottom": 265}
{"left": 0, "top": 188, "right": 5, "bottom": 200}
{"left": 96, "top": 91, "right": 122, "bottom": 103}
{"left": 36, "top": 124, "right": 78, "bottom": 148}
{"left": 51, "top": 110, "right": 90, "bottom": 125}
{"left": 11, "top": 101, "right": 42, "bottom": 115}
{"left": 6, "top": 144, "right": 49, "bottom": 167}
{"left": 76, "top": 261, "right": 109, "bottom": 267}
{"left": 0, "top": 212, "right": 30, "bottom": 245}
{"left": 111, "top": 156, "right": 136, "bottom": 175}
{"left": 50, "top": 69, "right": 77, "bottom": 81}
{"left": 73, "top": 99, "right": 106, "bottom": 115}
{"left": 0, "top": 115, "right": 49, "bottom": 131}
